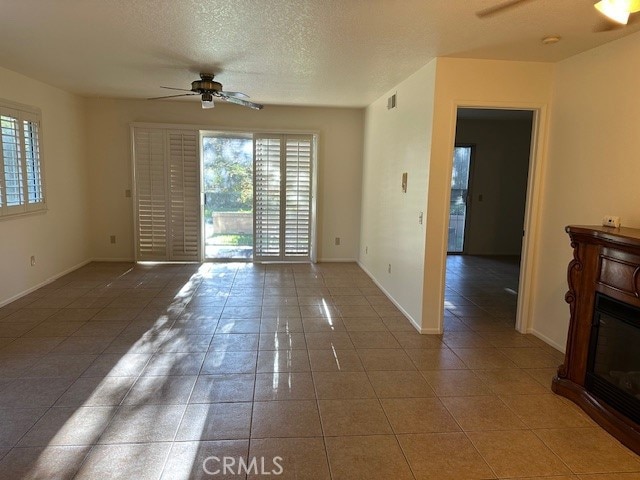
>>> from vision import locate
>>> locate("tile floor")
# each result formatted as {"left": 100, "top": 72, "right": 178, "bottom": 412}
{"left": 0, "top": 257, "right": 637, "bottom": 479}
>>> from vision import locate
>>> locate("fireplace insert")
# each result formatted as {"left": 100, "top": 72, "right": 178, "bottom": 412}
{"left": 586, "top": 293, "right": 640, "bottom": 425}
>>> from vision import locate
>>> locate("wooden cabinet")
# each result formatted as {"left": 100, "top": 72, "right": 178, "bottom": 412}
{"left": 553, "top": 225, "right": 640, "bottom": 454}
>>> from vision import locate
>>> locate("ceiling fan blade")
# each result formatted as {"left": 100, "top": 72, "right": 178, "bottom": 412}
{"left": 159, "top": 86, "right": 194, "bottom": 92}
{"left": 628, "top": 12, "right": 640, "bottom": 24}
{"left": 593, "top": 11, "right": 640, "bottom": 32}
{"left": 217, "top": 95, "right": 263, "bottom": 110}
{"left": 221, "top": 91, "right": 250, "bottom": 99}
{"left": 147, "top": 93, "right": 198, "bottom": 100}
{"left": 593, "top": 18, "right": 625, "bottom": 32}
{"left": 476, "top": 0, "right": 534, "bottom": 18}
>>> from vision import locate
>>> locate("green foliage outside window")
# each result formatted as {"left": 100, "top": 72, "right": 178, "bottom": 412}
{"left": 202, "top": 136, "right": 253, "bottom": 219}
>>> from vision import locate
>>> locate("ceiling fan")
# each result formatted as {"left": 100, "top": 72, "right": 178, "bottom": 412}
{"left": 476, "top": 0, "right": 640, "bottom": 27}
{"left": 148, "top": 73, "right": 263, "bottom": 110}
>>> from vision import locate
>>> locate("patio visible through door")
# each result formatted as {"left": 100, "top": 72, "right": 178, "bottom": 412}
{"left": 202, "top": 134, "right": 254, "bottom": 260}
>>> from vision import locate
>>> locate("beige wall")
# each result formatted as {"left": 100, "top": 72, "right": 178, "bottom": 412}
{"left": 532, "top": 31, "right": 640, "bottom": 350}
{"left": 358, "top": 58, "right": 555, "bottom": 334}
{"left": 455, "top": 117, "right": 533, "bottom": 255}
{"left": 0, "top": 67, "right": 90, "bottom": 305}
{"left": 85, "top": 99, "right": 364, "bottom": 261}
{"left": 359, "top": 61, "right": 437, "bottom": 330}
{"left": 423, "top": 58, "right": 555, "bottom": 333}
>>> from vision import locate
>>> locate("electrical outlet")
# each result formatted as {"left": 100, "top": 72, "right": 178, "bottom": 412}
{"left": 110, "top": 235, "right": 117, "bottom": 244}
{"left": 125, "top": 189, "right": 132, "bottom": 198}
{"left": 602, "top": 215, "right": 621, "bottom": 228}
{"left": 388, "top": 264, "right": 392, "bottom": 274}
{"left": 30, "top": 255, "right": 36, "bottom": 267}
{"left": 335, "top": 237, "right": 340, "bottom": 246}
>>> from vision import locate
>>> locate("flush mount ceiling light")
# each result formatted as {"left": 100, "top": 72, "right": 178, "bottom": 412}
{"left": 541, "top": 35, "right": 561, "bottom": 44}
{"left": 594, "top": 0, "right": 640, "bottom": 25}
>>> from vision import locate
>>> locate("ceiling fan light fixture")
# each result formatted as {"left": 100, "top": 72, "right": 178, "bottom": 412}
{"left": 594, "top": 0, "right": 631, "bottom": 24}
{"left": 201, "top": 92, "right": 215, "bottom": 109}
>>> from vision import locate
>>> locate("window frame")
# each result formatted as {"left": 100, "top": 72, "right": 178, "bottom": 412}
{"left": 0, "top": 98, "right": 46, "bottom": 219}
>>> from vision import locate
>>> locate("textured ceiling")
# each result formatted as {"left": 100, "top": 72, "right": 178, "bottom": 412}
{"left": 0, "top": 0, "right": 638, "bottom": 107}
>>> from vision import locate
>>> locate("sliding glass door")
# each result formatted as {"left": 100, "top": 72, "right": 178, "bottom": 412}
{"left": 202, "top": 132, "right": 315, "bottom": 263}
{"left": 448, "top": 145, "right": 473, "bottom": 253}
{"left": 133, "top": 127, "right": 315, "bottom": 263}
{"left": 202, "top": 134, "right": 254, "bottom": 260}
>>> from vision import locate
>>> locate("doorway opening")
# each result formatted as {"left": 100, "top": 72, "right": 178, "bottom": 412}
{"left": 444, "top": 108, "right": 534, "bottom": 332}
{"left": 202, "top": 133, "right": 254, "bottom": 261}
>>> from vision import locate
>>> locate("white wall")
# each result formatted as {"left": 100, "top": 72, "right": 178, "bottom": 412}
{"left": 455, "top": 117, "right": 533, "bottom": 255}
{"left": 359, "top": 60, "right": 436, "bottom": 330}
{"left": 85, "top": 99, "right": 364, "bottom": 261}
{"left": 423, "top": 58, "right": 555, "bottom": 333}
{"left": 531, "top": 31, "right": 640, "bottom": 350}
{"left": 0, "top": 67, "right": 90, "bottom": 305}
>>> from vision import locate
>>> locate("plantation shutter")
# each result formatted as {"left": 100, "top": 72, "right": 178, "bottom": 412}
{"left": 254, "top": 134, "right": 313, "bottom": 261}
{"left": 254, "top": 136, "right": 282, "bottom": 260}
{"left": 168, "top": 131, "right": 200, "bottom": 261}
{"left": 22, "top": 113, "right": 44, "bottom": 209}
{"left": 285, "top": 135, "right": 312, "bottom": 257}
{"left": 133, "top": 128, "right": 168, "bottom": 261}
{"left": 0, "top": 109, "right": 24, "bottom": 215}
{"left": 133, "top": 127, "right": 201, "bottom": 262}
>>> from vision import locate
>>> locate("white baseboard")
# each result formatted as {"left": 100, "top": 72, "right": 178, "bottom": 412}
{"left": 0, "top": 258, "right": 93, "bottom": 308}
{"left": 317, "top": 258, "right": 358, "bottom": 263}
{"left": 420, "top": 326, "right": 444, "bottom": 334}
{"left": 526, "top": 327, "right": 566, "bottom": 353}
{"left": 356, "top": 261, "right": 431, "bottom": 335}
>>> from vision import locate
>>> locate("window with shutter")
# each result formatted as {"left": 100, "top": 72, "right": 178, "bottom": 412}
{"left": 132, "top": 127, "right": 201, "bottom": 262}
{"left": 254, "top": 134, "right": 314, "bottom": 261}
{"left": 0, "top": 101, "right": 45, "bottom": 217}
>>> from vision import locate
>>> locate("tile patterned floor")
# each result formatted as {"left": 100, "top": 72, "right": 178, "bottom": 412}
{"left": 0, "top": 257, "right": 637, "bottom": 479}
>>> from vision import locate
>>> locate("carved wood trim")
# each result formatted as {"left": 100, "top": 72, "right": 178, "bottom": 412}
{"left": 560, "top": 237, "right": 582, "bottom": 379}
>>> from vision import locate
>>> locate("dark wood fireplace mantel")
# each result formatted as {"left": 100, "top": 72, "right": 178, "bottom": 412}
{"left": 553, "top": 225, "right": 640, "bottom": 455}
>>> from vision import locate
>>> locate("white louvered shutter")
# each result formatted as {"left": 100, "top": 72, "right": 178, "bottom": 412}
{"left": 254, "top": 136, "right": 282, "bottom": 260}
{"left": 285, "top": 135, "right": 312, "bottom": 257}
{"left": 254, "top": 134, "right": 313, "bottom": 261}
{"left": 134, "top": 128, "right": 168, "bottom": 261}
{"left": 0, "top": 110, "right": 24, "bottom": 215}
{"left": 133, "top": 127, "right": 201, "bottom": 262}
{"left": 168, "top": 131, "right": 201, "bottom": 261}
{"left": 22, "top": 113, "right": 44, "bottom": 210}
